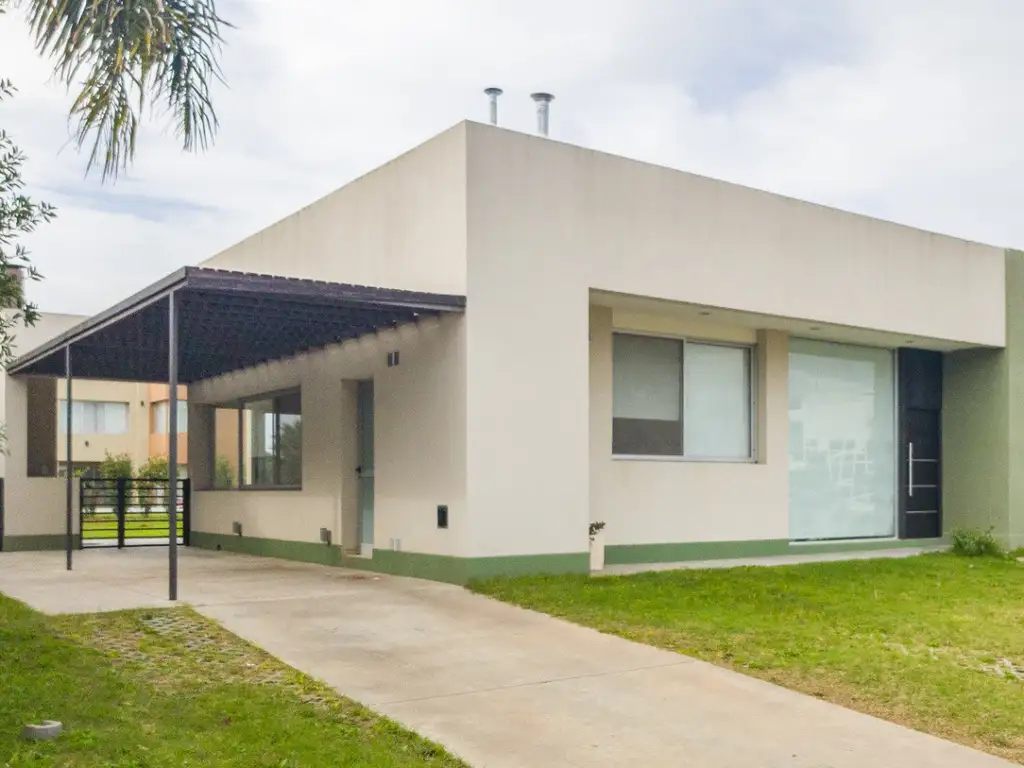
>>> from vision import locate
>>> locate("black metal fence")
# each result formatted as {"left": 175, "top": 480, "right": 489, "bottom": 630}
{"left": 80, "top": 478, "right": 190, "bottom": 548}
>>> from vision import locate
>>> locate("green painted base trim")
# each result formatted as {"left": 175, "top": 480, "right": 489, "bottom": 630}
{"left": 346, "top": 549, "right": 590, "bottom": 585}
{"left": 1, "top": 534, "right": 82, "bottom": 552}
{"left": 605, "top": 537, "right": 948, "bottom": 566}
{"left": 467, "top": 552, "right": 590, "bottom": 581}
{"left": 191, "top": 530, "right": 588, "bottom": 584}
{"left": 606, "top": 539, "right": 789, "bottom": 565}
{"left": 356, "top": 550, "right": 468, "bottom": 584}
{"left": 789, "top": 538, "right": 947, "bottom": 555}
{"left": 191, "top": 531, "right": 342, "bottom": 567}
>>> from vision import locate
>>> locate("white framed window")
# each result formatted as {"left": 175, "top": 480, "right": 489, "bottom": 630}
{"left": 152, "top": 401, "right": 168, "bottom": 434}
{"left": 151, "top": 400, "right": 188, "bottom": 434}
{"left": 240, "top": 390, "right": 302, "bottom": 489}
{"left": 58, "top": 401, "right": 130, "bottom": 435}
{"left": 612, "top": 333, "right": 753, "bottom": 460}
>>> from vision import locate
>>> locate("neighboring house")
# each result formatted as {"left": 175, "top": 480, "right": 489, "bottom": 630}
{"left": 55, "top": 382, "right": 190, "bottom": 476}
{"left": 0, "top": 314, "right": 193, "bottom": 477}
{"left": 1, "top": 120, "right": 1021, "bottom": 578}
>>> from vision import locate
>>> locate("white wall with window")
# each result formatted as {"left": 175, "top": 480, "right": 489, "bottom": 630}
{"left": 58, "top": 400, "right": 130, "bottom": 435}
{"left": 591, "top": 307, "right": 790, "bottom": 548}
{"left": 187, "top": 314, "right": 466, "bottom": 556}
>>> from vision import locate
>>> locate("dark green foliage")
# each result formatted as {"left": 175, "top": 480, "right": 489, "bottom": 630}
{"left": 21, "top": 0, "right": 231, "bottom": 180}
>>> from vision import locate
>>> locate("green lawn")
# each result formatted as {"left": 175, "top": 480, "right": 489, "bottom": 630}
{"left": 473, "top": 553, "right": 1024, "bottom": 764}
{"left": 81, "top": 513, "right": 182, "bottom": 541}
{"left": 81, "top": 524, "right": 183, "bottom": 541}
{"left": 0, "top": 595, "right": 466, "bottom": 767}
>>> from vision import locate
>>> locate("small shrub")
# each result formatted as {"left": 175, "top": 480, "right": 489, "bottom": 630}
{"left": 98, "top": 452, "right": 133, "bottom": 480}
{"left": 588, "top": 521, "right": 606, "bottom": 542}
{"left": 136, "top": 455, "right": 170, "bottom": 479}
{"left": 950, "top": 527, "right": 1004, "bottom": 558}
{"left": 214, "top": 455, "right": 236, "bottom": 490}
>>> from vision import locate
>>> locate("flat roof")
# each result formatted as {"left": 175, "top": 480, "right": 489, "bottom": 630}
{"left": 9, "top": 267, "right": 465, "bottom": 382}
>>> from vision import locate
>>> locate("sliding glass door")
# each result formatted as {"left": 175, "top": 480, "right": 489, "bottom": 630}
{"left": 788, "top": 339, "right": 896, "bottom": 541}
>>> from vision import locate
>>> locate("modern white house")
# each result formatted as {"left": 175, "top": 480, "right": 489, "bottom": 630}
{"left": 2, "top": 120, "right": 1021, "bottom": 582}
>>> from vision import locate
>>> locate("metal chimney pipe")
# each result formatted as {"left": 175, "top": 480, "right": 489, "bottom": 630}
{"left": 484, "top": 87, "right": 503, "bottom": 126}
{"left": 530, "top": 92, "right": 554, "bottom": 136}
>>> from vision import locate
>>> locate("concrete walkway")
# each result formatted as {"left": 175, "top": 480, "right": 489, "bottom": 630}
{"left": 0, "top": 548, "right": 1012, "bottom": 768}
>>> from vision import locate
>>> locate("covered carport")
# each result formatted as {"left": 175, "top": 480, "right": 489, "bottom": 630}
{"left": 6, "top": 267, "right": 465, "bottom": 599}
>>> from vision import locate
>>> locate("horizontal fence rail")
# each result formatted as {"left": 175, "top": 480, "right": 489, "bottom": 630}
{"left": 80, "top": 478, "right": 190, "bottom": 549}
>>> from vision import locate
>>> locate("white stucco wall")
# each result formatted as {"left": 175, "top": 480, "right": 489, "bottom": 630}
{"left": 462, "top": 122, "right": 1006, "bottom": 558}
{"left": 0, "top": 312, "right": 85, "bottom": 477}
{"left": 2, "top": 312, "right": 86, "bottom": 540}
{"left": 3, "top": 375, "right": 81, "bottom": 537}
{"left": 200, "top": 123, "right": 469, "bottom": 295}
{"left": 465, "top": 122, "right": 1004, "bottom": 346}
{"left": 188, "top": 314, "right": 466, "bottom": 555}
{"left": 187, "top": 125, "right": 472, "bottom": 558}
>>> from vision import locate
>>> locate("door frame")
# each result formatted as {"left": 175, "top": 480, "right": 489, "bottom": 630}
{"left": 356, "top": 379, "right": 374, "bottom": 554}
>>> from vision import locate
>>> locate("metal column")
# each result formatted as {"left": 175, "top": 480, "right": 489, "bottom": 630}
{"left": 167, "top": 292, "right": 179, "bottom": 601}
{"left": 64, "top": 345, "right": 73, "bottom": 570}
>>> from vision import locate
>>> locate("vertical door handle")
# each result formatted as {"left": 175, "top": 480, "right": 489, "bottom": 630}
{"left": 907, "top": 442, "right": 914, "bottom": 497}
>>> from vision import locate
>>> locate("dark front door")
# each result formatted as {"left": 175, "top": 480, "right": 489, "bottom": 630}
{"left": 902, "top": 409, "right": 941, "bottom": 538}
{"left": 898, "top": 349, "right": 942, "bottom": 539}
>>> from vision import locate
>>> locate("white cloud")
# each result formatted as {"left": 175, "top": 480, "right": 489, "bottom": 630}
{"left": 1, "top": 0, "right": 1022, "bottom": 314}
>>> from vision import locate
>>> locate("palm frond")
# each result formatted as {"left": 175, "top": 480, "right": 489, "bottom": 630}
{"left": 22, "top": 0, "right": 230, "bottom": 181}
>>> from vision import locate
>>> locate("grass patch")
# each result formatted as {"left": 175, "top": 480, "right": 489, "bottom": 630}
{"left": 473, "top": 553, "right": 1024, "bottom": 763}
{"left": 0, "top": 595, "right": 466, "bottom": 767}
{"left": 81, "top": 524, "right": 183, "bottom": 541}
{"left": 81, "top": 513, "right": 182, "bottom": 541}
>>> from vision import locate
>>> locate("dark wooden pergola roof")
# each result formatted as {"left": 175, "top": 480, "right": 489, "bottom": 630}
{"left": 9, "top": 267, "right": 466, "bottom": 382}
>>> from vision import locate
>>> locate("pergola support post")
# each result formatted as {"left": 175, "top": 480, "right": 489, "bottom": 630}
{"left": 168, "top": 292, "right": 179, "bottom": 601}
{"left": 64, "top": 345, "right": 73, "bottom": 570}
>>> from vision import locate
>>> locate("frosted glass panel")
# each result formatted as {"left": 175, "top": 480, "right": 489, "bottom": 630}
{"left": 73, "top": 402, "right": 95, "bottom": 433}
{"left": 100, "top": 403, "right": 128, "bottom": 435}
{"left": 685, "top": 343, "right": 751, "bottom": 459}
{"left": 612, "top": 335, "right": 681, "bottom": 420}
{"left": 153, "top": 401, "right": 169, "bottom": 433}
{"left": 788, "top": 340, "right": 896, "bottom": 541}
{"left": 613, "top": 335, "right": 683, "bottom": 455}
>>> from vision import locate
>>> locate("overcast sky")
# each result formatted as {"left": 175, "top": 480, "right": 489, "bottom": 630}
{"left": 1, "top": 0, "right": 1022, "bottom": 315}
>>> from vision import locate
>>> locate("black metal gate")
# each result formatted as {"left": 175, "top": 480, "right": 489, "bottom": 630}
{"left": 79, "top": 478, "right": 190, "bottom": 549}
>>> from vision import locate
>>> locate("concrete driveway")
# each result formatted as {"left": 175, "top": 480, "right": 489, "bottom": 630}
{"left": 0, "top": 547, "right": 1012, "bottom": 768}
